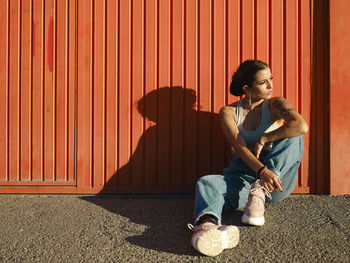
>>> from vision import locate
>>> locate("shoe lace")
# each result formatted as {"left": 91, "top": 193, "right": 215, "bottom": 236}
{"left": 250, "top": 182, "right": 272, "bottom": 200}
{"left": 264, "top": 189, "right": 272, "bottom": 199}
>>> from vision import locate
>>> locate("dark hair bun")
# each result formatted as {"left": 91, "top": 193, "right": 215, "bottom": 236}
{"left": 229, "top": 60, "right": 268, "bottom": 96}
{"left": 230, "top": 71, "right": 245, "bottom": 96}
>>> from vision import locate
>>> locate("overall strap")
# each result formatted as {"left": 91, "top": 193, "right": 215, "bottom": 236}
{"left": 236, "top": 100, "right": 243, "bottom": 126}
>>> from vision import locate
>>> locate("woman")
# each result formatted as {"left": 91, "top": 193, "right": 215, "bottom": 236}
{"left": 188, "top": 60, "right": 308, "bottom": 256}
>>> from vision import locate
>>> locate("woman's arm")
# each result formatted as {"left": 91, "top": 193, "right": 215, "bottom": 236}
{"left": 262, "top": 97, "right": 308, "bottom": 143}
{"left": 254, "top": 97, "right": 308, "bottom": 159}
{"left": 219, "top": 105, "right": 283, "bottom": 192}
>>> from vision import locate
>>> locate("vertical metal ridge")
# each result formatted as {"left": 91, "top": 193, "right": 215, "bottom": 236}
{"left": 181, "top": 0, "right": 185, "bottom": 86}
{"left": 6, "top": 0, "right": 10, "bottom": 180}
{"left": 267, "top": 0, "right": 270, "bottom": 64}
{"left": 53, "top": 0, "right": 57, "bottom": 181}
{"left": 224, "top": 0, "right": 228, "bottom": 164}
{"left": 224, "top": 0, "right": 228, "bottom": 106}
{"left": 195, "top": 0, "right": 199, "bottom": 178}
{"left": 128, "top": 0, "right": 132, "bottom": 187}
{"left": 29, "top": 0, "right": 33, "bottom": 180}
{"left": 297, "top": 0, "right": 301, "bottom": 113}
{"left": 282, "top": 0, "right": 286, "bottom": 98}
{"left": 154, "top": 0, "right": 159, "bottom": 186}
{"left": 268, "top": 0, "right": 272, "bottom": 66}
{"left": 129, "top": 0, "right": 133, "bottom": 186}
{"left": 103, "top": 0, "right": 106, "bottom": 185}
{"left": 127, "top": 0, "right": 132, "bottom": 186}
{"left": 18, "top": 0, "right": 22, "bottom": 180}
{"left": 181, "top": 0, "right": 186, "bottom": 186}
{"left": 41, "top": 0, "right": 45, "bottom": 181}
{"left": 90, "top": 0, "right": 94, "bottom": 187}
{"left": 210, "top": 0, "right": 213, "bottom": 110}
{"left": 74, "top": 0, "right": 78, "bottom": 182}
{"left": 115, "top": 0, "right": 120, "bottom": 186}
{"left": 310, "top": 0, "right": 317, "bottom": 193}
{"left": 169, "top": 0, "right": 173, "bottom": 186}
{"left": 129, "top": 0, "right": 134, "bottom": 186}
{"left": 239, "top": 0, "right": 242, "bottom": 62}
{"left": 210, "top": 0, "right": 214, "bottom": 171}
{"left": 168, "top": 0, "right": 171, "bottom": 88}
{"left": 325, "top": 0, "right": 330, "bottom": 194}
{"left": 310, "top": 0, "right": 313, "bottom": 67}
{"left": 64, "top": 0, "right": 69, "bottom": 181}
{"left": 224, "top": 0, "right": 227, "bottom": 105}
{"left": 297, "top": 0, "right": 302, "bottom": 187}
{"left": 254, "top": 0, "right": 257, "bottom": 59}
{"left": 141, "top": 0, "right": 146, "bottom": 186}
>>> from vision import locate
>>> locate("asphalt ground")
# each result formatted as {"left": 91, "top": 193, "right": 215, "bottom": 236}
{"left": 0, "top": 194, "right": 349, "bottom": 263}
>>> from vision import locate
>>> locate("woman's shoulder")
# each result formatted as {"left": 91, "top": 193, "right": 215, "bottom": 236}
{"left": 220, "top": 101, "right": 240, "bottom": 113}
{"left": 268, "top": 96, "right": 290, "bottom": 106}
{"left": 225, "top": 100, "right": 241, "bottom": 108}
{"left": 267, "top": 96, "right": 292, "bottom": 123}
{"left": 219, "top": 101, "right": 240, "bottom": 120}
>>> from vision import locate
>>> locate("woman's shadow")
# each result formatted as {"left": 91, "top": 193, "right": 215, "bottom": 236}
{"left": 81, "top": 86, "right": 242, "bottom": 255}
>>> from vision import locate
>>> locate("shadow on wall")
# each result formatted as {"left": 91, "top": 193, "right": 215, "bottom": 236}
{"left": 80, "top": 86, "right": 234, "bottom": 255}
{"left": 101, "top": 86, "right": 231, "bottom": 194}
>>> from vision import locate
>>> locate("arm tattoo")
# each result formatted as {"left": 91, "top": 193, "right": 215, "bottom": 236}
{"left": 221, "top": 110, "right": 230, "bottom": 118}
{"left": 272, "top": 99, "right": 295, "bottom": 121}
{"left": 220, "top": 107, "right": 236, "bottom": 119}
{"left": 220, "top": 107, "right": 238, "bottom": 142}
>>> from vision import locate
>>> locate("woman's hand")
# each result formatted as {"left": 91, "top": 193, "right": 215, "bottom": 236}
{"left": 260, "top": 169, "right": 283, "bottom": 192}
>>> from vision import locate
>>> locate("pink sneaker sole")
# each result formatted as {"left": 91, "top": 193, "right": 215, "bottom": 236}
{"left": 192, "top": 226, "right": 239, "bottom": 256}
{"left": 241, "top": 213, "right": 265, "bottom": 226}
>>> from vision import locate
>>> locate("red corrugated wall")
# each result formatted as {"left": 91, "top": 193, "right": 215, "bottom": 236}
{"left": 0, "top": 0, "right": 77, "bottom": 191}
{"left": 0, "top": 0, "right": 313, "bottom": 194}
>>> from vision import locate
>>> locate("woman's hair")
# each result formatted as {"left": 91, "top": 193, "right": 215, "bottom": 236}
{"left": 230, "top": 60, "right": 269, "bottom": 96}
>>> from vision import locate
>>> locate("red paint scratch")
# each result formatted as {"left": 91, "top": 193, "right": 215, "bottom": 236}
{"left": 48, "top": 16, "right": 54, "bottom": 72}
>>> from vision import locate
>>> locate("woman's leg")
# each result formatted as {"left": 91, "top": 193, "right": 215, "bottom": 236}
{"left": 241, "top": 136, "right": 304, "bottom": 225}
{"left": 193, "top": 174, "right": 227, "bottom": 226}
{"left": 193, "top": 172, "right": 255, "bottom": 225}
{"left": 262, "top": 135, "right": 304, "bottom": 201}
{"left": 193, "top": 136, "right": 304, "bottom": 225}
{"left": 223, "top": 136, "right": 304, "bottom": 209}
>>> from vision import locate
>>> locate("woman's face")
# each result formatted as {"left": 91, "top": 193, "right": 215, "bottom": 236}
{"left": 250, "top": 67, "right": 273, "bottom": 100}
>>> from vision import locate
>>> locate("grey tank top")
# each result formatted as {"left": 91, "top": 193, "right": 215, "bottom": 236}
{"left": 236, "top": 100, "right": 276, "bottom": 147}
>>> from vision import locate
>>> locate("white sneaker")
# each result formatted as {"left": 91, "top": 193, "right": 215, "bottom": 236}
{"left": 241, "top": 179, "right": 271, "bottom": 226}
{"left": 188, "top": 222, "right": 239, "bottom": 256}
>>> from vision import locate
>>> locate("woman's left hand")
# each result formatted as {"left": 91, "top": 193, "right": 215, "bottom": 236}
{"left": 260, "top": 169, "right": 283, "bottom": 192}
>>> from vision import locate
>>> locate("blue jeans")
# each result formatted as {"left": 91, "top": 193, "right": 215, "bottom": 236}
{"left": 193, "top": 136, "right": 304, "bottom": 225}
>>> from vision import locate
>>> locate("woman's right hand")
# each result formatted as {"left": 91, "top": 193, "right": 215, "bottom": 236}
{"left": 260, "top": 169, "right": 283, "bottom": 192}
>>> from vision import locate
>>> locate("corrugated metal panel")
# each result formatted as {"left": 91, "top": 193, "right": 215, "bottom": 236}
{"left": 0, "top": 0, "right": 77, "bottom": 188}
{"left": 76, "top": 0, "right": 312, "bottom": 194}
{"left": 0, "top": 0, "right": 313, "bottom": 194}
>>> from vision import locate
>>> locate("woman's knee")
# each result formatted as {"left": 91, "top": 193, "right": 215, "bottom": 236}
{"left": 264, "top": 136, "right": 304, "bottom": 172}
{"left": 196, "top": 174, "right": 225, "bottom": 193}
{"left": 274, "top": 136, "right": 304, "bottom": 153}
{"left": 197, "top": 174, "right": 222, "bottom": 187}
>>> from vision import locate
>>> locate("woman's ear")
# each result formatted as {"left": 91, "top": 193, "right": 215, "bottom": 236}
{"left": 242, "top": 84, "right": 249, "bottom": 94}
